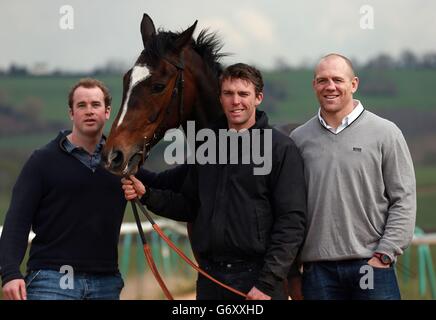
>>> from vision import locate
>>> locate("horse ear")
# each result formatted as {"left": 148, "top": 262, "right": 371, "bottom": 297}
{"left": 141, "top": 13, "right": 156, "bottom": 47}
{"left": 174, "top": 20, "right": 197, "bottom": 52}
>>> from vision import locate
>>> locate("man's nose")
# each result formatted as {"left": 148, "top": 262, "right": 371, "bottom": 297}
{"left": 231, "top": 95, "right": 241, "bottom": 105}
{"left": 325, "top": 79, "right": 336, "bottom": 90}
{"left": 85, "top": 106, "right": 95, "bottom": 114}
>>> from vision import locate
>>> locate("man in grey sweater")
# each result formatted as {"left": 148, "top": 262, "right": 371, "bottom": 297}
{"left": 290, "top": 53, "right": 416, "bottom": 299}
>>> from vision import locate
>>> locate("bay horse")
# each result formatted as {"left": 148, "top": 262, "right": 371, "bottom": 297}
{"left": 103, "top": 14, "right": 224, "bottom": 175}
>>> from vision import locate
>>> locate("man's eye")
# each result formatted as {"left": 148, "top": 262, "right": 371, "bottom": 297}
{"left": 151, "top": 83, "right": 166, "bottom": 93}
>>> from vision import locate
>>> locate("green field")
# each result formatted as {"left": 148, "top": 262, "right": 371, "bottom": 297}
{"left": 2, "top": 69, "right": 436, "bottom": 125}
{"left": 0, "top": 75, "right": 123, "bottom": 123}
{"left": 1, "top": 71, "right": 435, "bottom": 299}
{"left": 263, "top": 69, "right": 436, "bottom": 123}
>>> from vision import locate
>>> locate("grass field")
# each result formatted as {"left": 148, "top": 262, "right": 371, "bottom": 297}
{"left": 263, "top": 69, "right": 436, "bottom": 123}
{"left": 0, "top": 75, "right": 123, "bottom": 123}
{"left": 2, "top": 69, "right": 436, "bottom": 125}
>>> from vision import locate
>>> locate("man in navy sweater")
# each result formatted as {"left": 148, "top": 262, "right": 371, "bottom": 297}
{"left": 0, "top": 78, "right": 128, "bottom": 300}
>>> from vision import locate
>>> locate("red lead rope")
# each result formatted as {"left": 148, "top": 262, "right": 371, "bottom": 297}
{"left": 131, "top": 201, "right": 173, "bottom": 299}
{"left": 131, "top": 199, "right": 248, "bottom": 299}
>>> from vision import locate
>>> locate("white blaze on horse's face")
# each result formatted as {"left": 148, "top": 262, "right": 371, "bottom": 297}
{"left": 117, "top": 64, "right": 151, "bottom": 127}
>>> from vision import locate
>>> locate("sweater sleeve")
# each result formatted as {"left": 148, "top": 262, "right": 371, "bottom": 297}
{"left": 141, "top": 165, "right": 198, "bottom": 223}
{"left": 255, "top": 139, "right": 307, "bottom": 295}
{"left": 376, "top": 129, "right": 416, "bottom": 260}
{"left": 0, "top": 151, "right": 44, "bottom": 286}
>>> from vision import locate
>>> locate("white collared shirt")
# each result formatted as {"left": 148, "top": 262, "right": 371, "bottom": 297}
{"left": 318, "top": 100, "right": 364, "bottom": 134}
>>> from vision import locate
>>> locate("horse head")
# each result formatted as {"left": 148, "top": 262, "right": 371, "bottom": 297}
{"left": 103, "top": 14, "right": 224, "bottom": 176}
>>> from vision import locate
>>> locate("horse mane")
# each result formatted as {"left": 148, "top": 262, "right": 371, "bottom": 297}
{"left": 142, "top": 28, "right": 226, "bottom": 77}
{"left": 194, "top": 29, "right": 226, "bottom": 76}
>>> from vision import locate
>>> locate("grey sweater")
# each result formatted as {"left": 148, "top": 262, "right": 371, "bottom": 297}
{"left": 290, "top": 110, "right": 416, "bottom": 262}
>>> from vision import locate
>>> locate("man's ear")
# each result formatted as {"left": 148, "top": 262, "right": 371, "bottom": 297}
{"left": 351, "top": 76, "right": 359, "bottom": 93}
{"left": 255, "top": 92, "right": 264, "bottom": 106}
{"left": 105, "top": 106, "right": 111, "bottom": 120}
{"left": 69, "top": 107, "right": 74, "bottom": 120}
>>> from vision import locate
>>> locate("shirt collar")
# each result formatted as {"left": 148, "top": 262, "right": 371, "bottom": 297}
{"left": 318, "top": 100, "right": 364, "bottom": 133}
{"left": 61, "top": 130, "right": 106, "bottom": 155}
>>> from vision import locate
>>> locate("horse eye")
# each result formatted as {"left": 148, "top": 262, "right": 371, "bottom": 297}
{"left": 151, "top": 83, "right": 166, "bottom": 94}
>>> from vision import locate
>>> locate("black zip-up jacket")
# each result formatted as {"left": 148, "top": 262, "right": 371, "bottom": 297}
{"left": 143, "top": 110, "right": 306, "bottom": 295}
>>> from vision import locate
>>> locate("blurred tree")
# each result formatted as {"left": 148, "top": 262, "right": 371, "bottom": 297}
{"left": 365, "top": 53, "right": 396, "bottom": 69}
{"left": 274, "top": 56, "right": 292, "bottom": 72}
{"left": 399, "top": 50, "right": 419, "bottom": 69}
{"left": 421, "top": 52, "right": 436, "bottom": 69}
{"left": 8, "top": 63, "right": 28, "bottom": 76}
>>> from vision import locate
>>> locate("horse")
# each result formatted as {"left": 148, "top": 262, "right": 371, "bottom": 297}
{"left": 103, "top": 14, "right": 225, "bottom": 176}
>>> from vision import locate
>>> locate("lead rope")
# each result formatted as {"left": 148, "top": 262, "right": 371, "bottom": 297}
{"left": 130, "top": 201, "right": 173, "bottom": 300}
{"left": 131, "top": 198, "right": 248, "bottom": 299}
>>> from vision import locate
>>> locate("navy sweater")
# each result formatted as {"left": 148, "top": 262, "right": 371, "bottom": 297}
{"left": 0, "top": 132, "right": 127, "bottom": 285}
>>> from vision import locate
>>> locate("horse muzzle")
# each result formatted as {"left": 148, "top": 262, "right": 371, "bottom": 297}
{"left": 103, "top": 144, "right": 149, "bottom": 177}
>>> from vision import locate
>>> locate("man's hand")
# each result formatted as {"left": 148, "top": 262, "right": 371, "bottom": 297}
{"left": 367, "top": 257, "right": 390, "bottom": 268}
{"left": 121, "top": 175, "right": 146, "bottom": 200}
{"left": 246, "top": 286, "right": 271, "bottom": 300}
{"left": 2, "top": 279, "right": 27, "bottom": 300}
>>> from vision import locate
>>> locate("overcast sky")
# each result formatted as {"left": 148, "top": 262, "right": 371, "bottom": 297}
{"left": 1, "top": 0, "right": 435, "bottom": 72}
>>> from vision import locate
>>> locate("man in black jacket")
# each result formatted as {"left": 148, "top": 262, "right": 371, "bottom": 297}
{"left": 123, "top": 63, "right": 307, "bottom": 300}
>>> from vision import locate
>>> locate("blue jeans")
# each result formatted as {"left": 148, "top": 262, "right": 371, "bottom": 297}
{"left": 25, "top": 269, "right": 124, "bottom": 300}
{"left": 196, "top": 259, "right": 287, "bottom": 300}
{"left": 302, "top": 259, "right": 401, "bottom": 300}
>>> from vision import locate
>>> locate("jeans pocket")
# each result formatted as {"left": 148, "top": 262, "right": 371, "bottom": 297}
{"left": 25, "top": 270, "right": 42, "bottom": 288}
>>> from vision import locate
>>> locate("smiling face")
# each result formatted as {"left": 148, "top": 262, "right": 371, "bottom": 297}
{"left": 313, "top": 55, "right": 359, "bottom": 117}
{"left": 69, "top": 86, "right": 110, "bottom": 137}
{"left": 220, "top": 78, "right": 263, "bottom": 131}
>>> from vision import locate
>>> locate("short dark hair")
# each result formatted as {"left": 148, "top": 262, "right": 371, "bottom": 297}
{"left": 68, "top": 78, "right": 112, "bottom": 109}
{"left": 219, "top": 63, "right": 264, "bottom": 96}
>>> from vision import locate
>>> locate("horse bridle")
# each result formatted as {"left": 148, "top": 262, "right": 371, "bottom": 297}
{"left": 139, "top": 52, "right": 186, "bottom": 165}
{"left": 165, "top": 52, "right": 185, "bottom": 123}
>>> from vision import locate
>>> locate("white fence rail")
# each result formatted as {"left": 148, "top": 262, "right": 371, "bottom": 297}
{"left": 0, "top": 219, "right": 188, "bottom": 243}
{"left": 0, "top": 224, "right": 435, "bottom": 245}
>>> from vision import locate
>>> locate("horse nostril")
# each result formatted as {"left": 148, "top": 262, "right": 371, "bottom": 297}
{"left": 110, "top": 149, "right": 124, "bottom": 169}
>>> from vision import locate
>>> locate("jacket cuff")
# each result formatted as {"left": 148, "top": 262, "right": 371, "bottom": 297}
{"left": 1, "top": 269, "right": 24, "bottom": 287}
{"left": 139, "top": 185, "right": 151, "bottom": 205}
{"left": 254, "top": 272, "right": 282, "bottom": 297}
